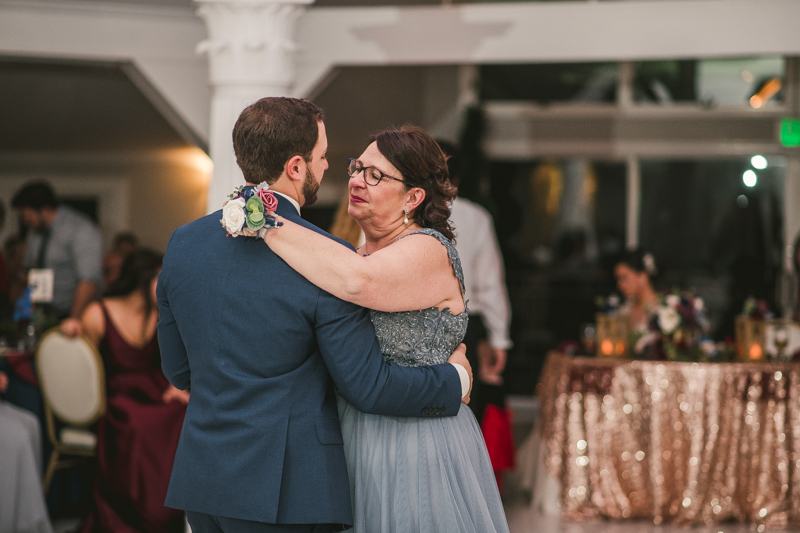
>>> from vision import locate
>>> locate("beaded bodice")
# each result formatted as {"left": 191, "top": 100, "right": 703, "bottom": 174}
{"left": 370, "top": 228, "right": 468, "bottom": 367}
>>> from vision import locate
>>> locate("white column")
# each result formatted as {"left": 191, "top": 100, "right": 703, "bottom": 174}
{"left": 625, "top": 155, "right": 641, "bottom": 250}
{"left": 616, "top": 61, "right": 634, "bottom": 108}
{"left": 196, "top": 0, "right": 313, "bottom": 214}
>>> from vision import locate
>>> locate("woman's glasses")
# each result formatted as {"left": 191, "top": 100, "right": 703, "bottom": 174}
{"left": 348, "top": 159, "right": 404, "bottom": 186}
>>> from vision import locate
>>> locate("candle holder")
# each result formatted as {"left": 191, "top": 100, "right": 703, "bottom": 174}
{"left": 596, "top": 313, "right": 628, "bottom": 358}
{"left": 735, "top": 315, "right": 767, "bottom": 362}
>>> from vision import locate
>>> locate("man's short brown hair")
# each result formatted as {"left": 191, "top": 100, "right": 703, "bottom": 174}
{"left": 232, "top": 97, "right": 325, "bottom": 185}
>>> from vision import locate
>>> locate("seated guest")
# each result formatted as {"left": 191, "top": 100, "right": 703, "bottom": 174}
{"left": 614, "top": 249, "right": 660, "bottom": 333}
{"left": 0, "top": 371, "right": 53, "bottom": 533}
{"left": 61, "top": 249, "right": 188, "bottom": 533}
{"left": 102, "top": 232, "right": 139, "bottom": 287}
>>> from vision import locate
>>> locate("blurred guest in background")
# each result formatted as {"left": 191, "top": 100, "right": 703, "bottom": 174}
{"left": 4, "top": 236, "right": 28, "bottom": 306}
{"left": 438, "top": 139, "right": 515, "bottom": 488}
{"left": 0, "top": 201, "right": 10, "bottom": 319}
{"left": 0, "top": 201, "right": 8, "bottom": 296}
{"left": 62, "top": 249, "right": 188, "bottom": 533}
{"left": 790, "top": 232, "right": 800, "bottom": 323}
{"left": 0, "top": 370, "right": 53, "bottom": 533}
{"left": 614, "top": 249, "right": 660, "bottom": 332}
{"left": 102, "top": 232, "right": 139, "bottom": 287}
{"left": 12, "top": 181, "right": 102, "bottom": 320}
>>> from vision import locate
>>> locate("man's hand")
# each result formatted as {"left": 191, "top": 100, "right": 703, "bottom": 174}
{"left": 60, "top": 318, "right": 83, "bottom": 337}
{"left": 0, "top": 372, "right": 8, "bottom": 394}
{"left": 479, "top": 346, "right": 506, "bottom": 385}
{"left": 447, "top": 343, "right": 473, "bottom": 404}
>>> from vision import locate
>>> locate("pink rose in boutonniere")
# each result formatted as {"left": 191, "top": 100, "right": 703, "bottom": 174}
{"left": 257, "top": 188, "right": 278, "bottom": 212}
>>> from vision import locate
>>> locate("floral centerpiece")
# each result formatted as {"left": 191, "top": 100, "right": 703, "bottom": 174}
{"left": 741, "top": 297, "right": 772, "bottom": 321}
{"left": 635, "top": 291, "right": 714, "bottom": 361}
{"left": 221, "top": 182, "right": 282, "bottom": 238}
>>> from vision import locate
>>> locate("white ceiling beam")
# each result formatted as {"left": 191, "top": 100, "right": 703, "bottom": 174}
{"left": 295, "top": 0, "right": 800, "bottom": 97}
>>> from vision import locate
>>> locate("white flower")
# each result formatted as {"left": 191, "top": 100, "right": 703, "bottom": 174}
{"left": 658, "top": 307, "right": 681, "bottom": 334}
{"left": 222, "top": 198, "right": 246, "bottom": 234}
{"left": 694, "top": 297, "right": 704, "bottom": 312}
{"left": 666, "top": 294, "right": 680, "bottom": 308}
{"left": 635, "top": 331, "right": 659, "bottom": 354}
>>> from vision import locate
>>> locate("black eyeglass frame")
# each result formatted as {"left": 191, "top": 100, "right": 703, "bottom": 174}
{"left": 348, "top": 159, "right": 404, "bottom": 186}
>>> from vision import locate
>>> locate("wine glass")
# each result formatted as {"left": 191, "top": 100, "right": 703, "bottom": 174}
{"left": 774, "top": 325, "right": 789, "bottom": 361}
{"left": 580, "top": 323, "right": 596, "bottom": 355}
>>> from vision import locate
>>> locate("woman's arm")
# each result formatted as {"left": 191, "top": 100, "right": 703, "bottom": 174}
{"left": 264, "top": 217, "right": 462, "bottom": 313}
{"left": 79, "top": 302, "right": 105, "bottom": 347}
{"left": 60, "top": 301, "right": 105, "bottom": 346}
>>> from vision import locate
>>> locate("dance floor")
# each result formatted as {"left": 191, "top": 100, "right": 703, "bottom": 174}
{"left": 503, "top": 498, "right": 800, "bottom": 533}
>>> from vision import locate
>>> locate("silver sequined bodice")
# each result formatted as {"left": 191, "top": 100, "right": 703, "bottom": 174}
{"left": 370, "top": 228, "right": 468, "bottom": 367}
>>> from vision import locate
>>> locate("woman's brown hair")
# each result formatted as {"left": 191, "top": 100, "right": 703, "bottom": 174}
{"left": 372, "top": 125, "right": 457, "bottom": 241}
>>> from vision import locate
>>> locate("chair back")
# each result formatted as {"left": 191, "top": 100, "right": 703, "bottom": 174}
{"left": 36, "top": 329, "right": 106, "bottom": 426}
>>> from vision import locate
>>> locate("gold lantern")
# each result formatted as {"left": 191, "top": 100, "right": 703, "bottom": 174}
{"left": 735, "top": 315, "right": 767, "bottom": 362}
{"left": 596, "top": 313, "right": 628, "bottom": 358}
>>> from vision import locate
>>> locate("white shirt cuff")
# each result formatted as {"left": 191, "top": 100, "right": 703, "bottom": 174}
{"left": 450, "top": 363, "right": 470, "bottom": 399}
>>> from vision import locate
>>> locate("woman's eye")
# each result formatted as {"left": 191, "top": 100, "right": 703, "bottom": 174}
{"left": 369, "top": 170, "right": 382, "bottom": 182}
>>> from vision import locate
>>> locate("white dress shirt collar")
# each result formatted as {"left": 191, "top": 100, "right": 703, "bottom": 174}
{"left": 272, "top": 191, "right": 301, "bottom": 215}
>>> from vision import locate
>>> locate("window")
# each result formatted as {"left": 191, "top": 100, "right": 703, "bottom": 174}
{"left": 639, "top": 158, "right": 785, "bottom": 337}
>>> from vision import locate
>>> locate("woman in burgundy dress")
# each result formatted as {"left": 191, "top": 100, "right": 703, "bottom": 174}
{"left": 62, "top": 249, "right": 188, "bottom": 533}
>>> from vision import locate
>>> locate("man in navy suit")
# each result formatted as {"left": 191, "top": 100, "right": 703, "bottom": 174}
{"left": 157, "top": 97, "right": 472, "bottom": 533}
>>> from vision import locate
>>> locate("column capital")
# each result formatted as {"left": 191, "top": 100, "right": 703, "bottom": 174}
{"left": 195, "top": 0, "right": 314, "bottom": 91}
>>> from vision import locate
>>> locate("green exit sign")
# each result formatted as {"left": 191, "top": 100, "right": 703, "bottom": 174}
{"left": 781, "top": 117, "right": 800, "bottom": 147}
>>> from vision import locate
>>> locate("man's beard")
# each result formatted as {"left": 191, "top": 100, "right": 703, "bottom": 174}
{"left": 302, "top": 167, "right": 320, "bottom": 207}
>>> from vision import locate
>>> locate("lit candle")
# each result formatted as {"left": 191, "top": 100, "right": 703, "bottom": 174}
{"left": 749, "top": 343, "right": 762, "bottom": 360}
{"left": 601, "top": 340, "right": 614, "bottom": 356}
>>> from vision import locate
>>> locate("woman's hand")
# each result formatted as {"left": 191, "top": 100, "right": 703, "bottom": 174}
{"left": 162, "top": 384, "right": 190, "bottom": 405}
{"left": 60, "top": 317, "right": 83, "bottom": 337}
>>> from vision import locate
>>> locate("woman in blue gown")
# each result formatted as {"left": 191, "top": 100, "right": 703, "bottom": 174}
{"left": 263, "top": 125, "right": 509, "bottom": 533}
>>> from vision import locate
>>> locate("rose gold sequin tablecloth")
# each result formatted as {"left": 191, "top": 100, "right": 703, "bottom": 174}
{"left": 537, "top": 352, "right": 800, "bottom": 527}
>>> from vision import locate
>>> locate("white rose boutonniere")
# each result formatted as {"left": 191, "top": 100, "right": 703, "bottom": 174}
{"left": 219, "top": 183, "right": 282, "bottom": 238}
{"left": 222, "top": 198, "right": 246, "bottom": 234}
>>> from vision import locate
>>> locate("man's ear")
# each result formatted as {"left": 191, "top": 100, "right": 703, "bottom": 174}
{"left": 285, "top": 155, "right": 306, "bottom": 183}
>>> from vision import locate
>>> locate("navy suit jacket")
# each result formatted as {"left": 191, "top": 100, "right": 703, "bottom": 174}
{"left": 157, "top": 196, "right": 463, "bottom": 527}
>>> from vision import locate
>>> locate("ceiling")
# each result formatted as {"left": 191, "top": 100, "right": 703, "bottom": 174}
{"left": 0, "top": 58, "right": 192, "bottom": 155}
{"left": 21, "top": 0, "right": 542, "bottom": 7}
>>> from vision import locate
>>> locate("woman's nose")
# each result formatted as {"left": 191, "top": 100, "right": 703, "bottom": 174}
{"left": 350, "top": 172, "right": 366, "bottom": 187}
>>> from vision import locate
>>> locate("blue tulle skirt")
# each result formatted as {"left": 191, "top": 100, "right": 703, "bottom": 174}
{"left": 337, "top": 396, "right": 510, "bottom": 533}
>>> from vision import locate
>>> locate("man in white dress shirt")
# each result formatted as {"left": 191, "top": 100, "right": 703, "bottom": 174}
{"left": 438, "top": 140, "right": 512, "bottom": 419}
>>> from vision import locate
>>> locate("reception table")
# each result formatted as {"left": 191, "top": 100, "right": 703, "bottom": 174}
{"left": 533, "top": 352, "right": 800, "bottom": 527}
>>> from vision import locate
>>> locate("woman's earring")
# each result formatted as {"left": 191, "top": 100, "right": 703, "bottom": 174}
{"left": 403, "top": 209, "right": 409, "bottom": 224}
